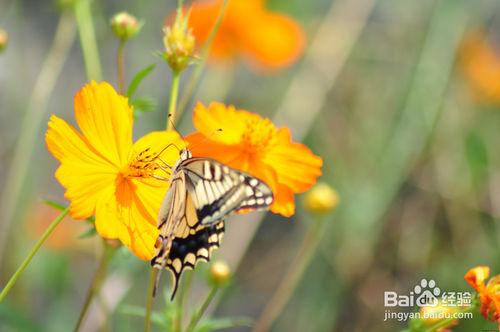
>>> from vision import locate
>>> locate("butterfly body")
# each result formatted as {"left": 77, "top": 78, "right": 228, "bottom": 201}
{"left": 151, "top": 148, "right": 273, "bottom": 298}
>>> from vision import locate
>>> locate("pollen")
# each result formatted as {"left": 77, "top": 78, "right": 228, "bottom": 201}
{"left": 241, "top": 118, "right": 276, "bottom": 153}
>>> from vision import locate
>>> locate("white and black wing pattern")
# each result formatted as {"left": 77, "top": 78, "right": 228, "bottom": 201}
{"left": 180, "top": 158, "right": 274, "bottom": 225}
{"left": 151, "top": 149, "right": 274, "bottom": 300}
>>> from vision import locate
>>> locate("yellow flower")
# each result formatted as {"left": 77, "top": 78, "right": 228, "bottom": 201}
{"left": 465, "top": 266, "right": 500, "bottom": 326}
{"left": 185, "top": 102, "right": 322, "bottom": 217}
{"left": 45, "top": 81, "right": 185, "bottom": 259}
{"left": 303, "top": 182, "right": 339, "bottom": 214}
{"left": 420, "top": 301, "right": 459, "bottom": 330}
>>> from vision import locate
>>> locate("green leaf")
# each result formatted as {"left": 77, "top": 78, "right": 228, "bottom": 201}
{"left": 131, "top": 96, "right": 157, "bottom": 116}
{"left": 193, "top": 317, "right": 253, "bottom": 332}
{"left": 42, "top": 199, "right": 67, "bottom": 211}
{"left": 42, "top": 199, "right": 94, "bottom": 222}
{"left": 127, "top": 64, "right": 156, "bottom": 98}
{"left": 78, "top": 226, "right": 97, "bottom": 239}
{"left": 118, "top": 305, "right": 169, "bottom": 328}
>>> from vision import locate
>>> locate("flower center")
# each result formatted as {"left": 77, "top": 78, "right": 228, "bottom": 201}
{"left": 240, "top": 117, "right": 276, "bottom": 153}
{"left": 122, "top": 147, "right": 160, "bottom": 178}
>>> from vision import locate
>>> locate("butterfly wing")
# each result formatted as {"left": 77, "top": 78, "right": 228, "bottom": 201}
{"left": 163, "top": 220, "right": 225, "bottom": 299}
{"left": 151, "top": 170, "right": 225, "bottom": 299}
{"left": 180, "top": 158, "right": 274, "bottom": 225}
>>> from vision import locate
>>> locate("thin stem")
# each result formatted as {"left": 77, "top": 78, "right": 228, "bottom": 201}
{"left": 74, "top": 0, "right": 102, "bottom": 81}
{"left": 252, "top": 217, "right": 326, "bottom": 332}
{"left": 144, "top": 268, "right": 157, "bottom": 332}
{"left": 167, "top": 71, "right": 181, "bottom": 130}
{"left": 173, "top": 270, "right": 193, "bottom": 332}
{"left": 117, "top": 40, "right": 126, "bottom": 94}
{"left": 176, "top": 0, "right": 229, "bottom": 121}
{"left": 74, "top": 242, "right": 114, "bottom": 331}
{"left": 185, "top": 286, "right": 219, "bottom": 332}
{"left": 0, "top": 207, "right": 70, "bottom": 302}
{"left": 0, "top": 11, "right": 76, "bottom": 267}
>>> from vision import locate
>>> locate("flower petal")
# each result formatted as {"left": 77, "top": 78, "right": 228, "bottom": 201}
{"left": 465, "top": 266, "right": 490, "bottom": 292}
{"left": 192, "top": 102, "right": 252, "bottom": 145}
{"left": 240, "top": 11, "right": 305, "bottom": 70}
{"left": 46, "top": 115, "right": 117, "bottom": 219}
{"left": 95, "top": 178, "right": 159, "bottom": 260}
{"left": 264, "top": 128, "right": 323, "bottom": 193}
{"left": 74, "top": 81, "right": 133, "bottom": 168}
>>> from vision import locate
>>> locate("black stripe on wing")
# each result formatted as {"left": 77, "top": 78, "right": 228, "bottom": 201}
{"left": 182, "top": 159, "right": 274, "bottom": 225}
{"left": 151, "top": 221, "right": 225, "bottom": 300}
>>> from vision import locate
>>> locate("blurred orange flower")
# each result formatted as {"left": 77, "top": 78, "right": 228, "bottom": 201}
{"left": 460, "top": 31, "right": 500, "bottom": 104}
{"left": 45, "top": 81, "right": 185, "bottom": 259}
{"left": 465, "top": 266, "right": 500, "bottom": 327}
{"left": 179, "top": 0, "right": 305, "bottom": 70}
{"left": 185, "top": 102, "right": 322, "bottom": 217}
{"left": 26, "top": 203, "right": 94, "bottom": 252}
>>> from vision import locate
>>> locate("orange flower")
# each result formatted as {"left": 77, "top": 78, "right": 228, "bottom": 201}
{"left": 465, "top": 266, "right": 500, "bottom": 327}
{"left": 460, "top": 31, "right": 500, "bottom": 104}
{"left": 179, "top": 0, "right": 305, "bottom": 70}
{"left": 45, "top": 81, "right": 185, "bottom": 259}
{"left": 185, "top": 102, "right": 322, "bottom": 217}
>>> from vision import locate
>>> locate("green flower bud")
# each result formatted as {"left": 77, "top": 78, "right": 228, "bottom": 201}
{"left": 110, "top": 12, "right": 142, "bottom": 41}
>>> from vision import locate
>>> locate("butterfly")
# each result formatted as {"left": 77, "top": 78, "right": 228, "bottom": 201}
{"left": 150, "top": 147, "right": 274, "bottom": 299}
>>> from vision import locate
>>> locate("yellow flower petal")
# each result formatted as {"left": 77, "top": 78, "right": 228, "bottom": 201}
{"left": 74, "top": 81, "right": 133, "bottom": 168}
{"left": 46, "top": 115, "right": 117, "bottom": 219}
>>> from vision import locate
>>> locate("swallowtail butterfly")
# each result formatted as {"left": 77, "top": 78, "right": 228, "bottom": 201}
{"left": 151, "top": 147, "right": 273, "bottom": 298}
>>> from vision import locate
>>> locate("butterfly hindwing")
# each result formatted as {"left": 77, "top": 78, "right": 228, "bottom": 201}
{"left": 165, "top": 221, "right": 225, "bottom": 299}
{"left": 182, "top": 158, "right": 274, "bottom": 225}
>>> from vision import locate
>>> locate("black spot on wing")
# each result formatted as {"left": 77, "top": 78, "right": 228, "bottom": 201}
{"left": 151, "top": 220, "right": 225, "bottom": 300}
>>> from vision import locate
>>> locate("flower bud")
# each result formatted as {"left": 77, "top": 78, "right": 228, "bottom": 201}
{"left": 110, "top": 12, "right": 142, "bottom": 41}
{"left": 0, "top": 29, "right": 8, "bottom": 53}
{"left": 419, "top": 302, "right": 458, "bottom": 328}
{"left": 163, "top": 9, "right": 195, "bottom": 72}
{"left": 304, "top": 183, "right": 339, "bottom": 214}
{"left": 209, "top": 260, "right": 231, "bottom": 286}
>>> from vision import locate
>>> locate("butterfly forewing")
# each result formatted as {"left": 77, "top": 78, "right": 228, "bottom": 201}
{"left": 182, "top": 158, "right": 273, "bottom": 225}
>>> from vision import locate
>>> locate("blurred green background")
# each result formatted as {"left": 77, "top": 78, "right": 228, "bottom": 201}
{"left": 1, "top": 0, "right": 500, "bottom": 331}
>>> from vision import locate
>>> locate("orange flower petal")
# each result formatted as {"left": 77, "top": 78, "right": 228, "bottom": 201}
{"left": 264, "top": 128, "right": 323, "bottom": 193}
{"left": 192, "top": 102, "right": 250, "bottom": 145}
{"left": 241, "top": 11, "right": 305, "bottom": 70}
{"left": 46, "top": 115, "right": 117, "bottom": 219}
{"left": 271, "top": 183, "right": 295, "bottom": 217}
{"left": 465, "top": 266, "right": 490, "bottom": 292}
{"left": 74, "top": 81, "right": 133, "bottom": 168}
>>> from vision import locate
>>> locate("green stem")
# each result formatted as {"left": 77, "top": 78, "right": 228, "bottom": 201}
{"left": 74, "top": 242, "right": 114, "bottom": 331}
{"left": 167, "top": 71, "right": 181, "bottom": 130}
{"left": 144, "top": 268, "right": 157, "bottom": 332}
{"left": 117, "top": 40, "right": 126, "bottom": 94}
{"left": 0, "top": 207, "right": 70, "bottom": 302}
{"left": 185, "top": 286, "right": 219, "bottom": 332}
{"left": 252, "top": 217, "right": 326, "bottom": 332}
{"left": 173, "top": 270, "right": 193, "bottom": 332}
{"left": 176, "top": 0, "right": 229, "bottom": 121}
{"left": 74, "top": 0, "right": 102, "bottom": 81}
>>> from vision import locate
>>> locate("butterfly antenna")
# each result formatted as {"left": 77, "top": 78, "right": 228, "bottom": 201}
{"left": 167, "top": 114, "right": 189, "bottom": 147}
{"left": 189, "top": 128, "right": 223, "bottom": 151}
